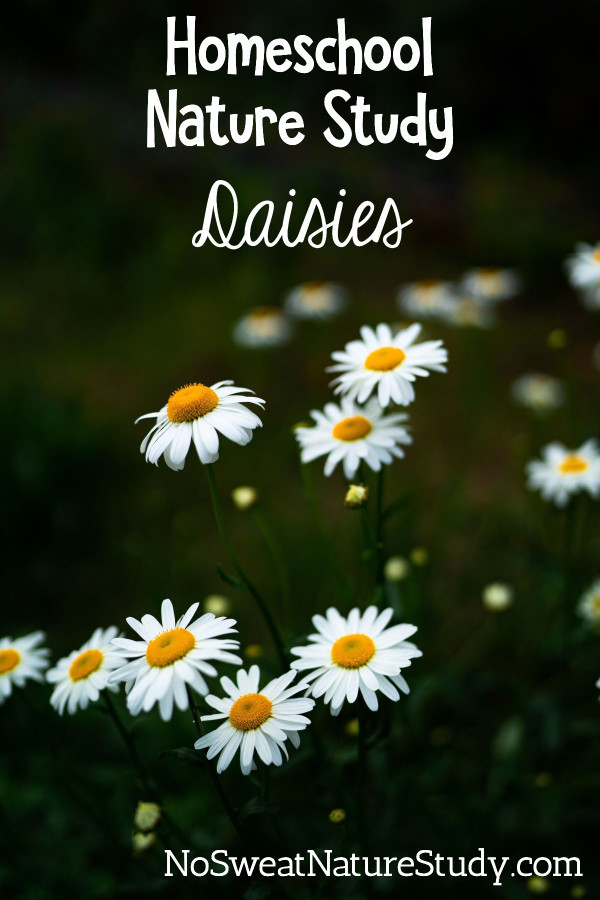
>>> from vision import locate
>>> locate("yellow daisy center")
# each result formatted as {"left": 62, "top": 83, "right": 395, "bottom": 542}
{"left": 417, "top": 279, "right": 440, "bottom": 291}
{"left": 0, "top": 648, "right": 20, "bottom": 675}
{"left": 250, "top": 306, "right": 279, "bottom": 320}
{"left": 167, "top": 384, "right": 219, "bottom": 423}
{"left": 559, "top": 455, "right": 588, "bottom": 474}
{"left": 229, "top": 692, "right": 273, "bottom": 731}
{"left": 365, "top": 346, "right": 406, "bottom": 372}
{"left": 146, "top": 628, "right": 195, "bottom": 668}
{"left": 332, "top": 415, "right": 372, "bottom": 442}
{"left": 331, "top": 633, "right": 376, "bottom": 669}
{"left": 69, "top": 649, "right": 103, "bottom": 682}
{"left": 304, "top": 281, "right": 326, "bottom": 291}
{"left": 479, "top": 267, "right": 501, "bottom": 278}
{"left": 593, "top": 249, "right": 600, "bottom": 263}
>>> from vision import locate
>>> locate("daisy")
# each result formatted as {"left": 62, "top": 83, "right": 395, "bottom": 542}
{"left": 328, "top": 323, "right": 448, "bottom": 407}
{"left": 284, "top": 282, "right": 347, "bottom": 320}
{"left": 396, "top": 279, "right": 456, "bottom": 320}
{"left": 46, "top": 626, "right": 122, "bottom": 715}
{"left": 444, "top": 295, "right": 494, "bottom": 329}
{"left": 136, "top": 380, "right": 265, "bottom": 470}
{"left": 233, "top": 306, "right": 292, "bottom": 348}
{"left": 295, "top": 398, "right": 411, "bottom": 479}
{"left": 459, "top": 268, "right": 520, "bottom": 301}
{"left": 290, "top": 606, "right": 422, "bottom": 715}
{"left": 108, "top": 599, "right": 242, "bottom": 721}
{"left": 0, "top": 631, "right": 49, "bottom": 703}
{"left": 565, "top": 242, "right": 600, "bottom": 289}
{"left": 578, "top": 579, "right": 600, "bottom": 627}
{"left": 194, "top": 665, "right": 315, "bottom": 775}
{"left": 526, "top": 439, "right": 600, "bottom": 507}
{"left": 580, "top": 282, "right": 600, "bottom": 311}
{"left": 511, "top": 374, "right": 565, "bottom": 412}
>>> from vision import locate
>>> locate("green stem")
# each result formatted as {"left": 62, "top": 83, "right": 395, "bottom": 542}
{"left": 251, "top": 506, "right": 292, "bottom": 615}
{"left": 356, "top": 703, "right": 368, "bottom": 852}
{"left": 205, "top": 464, "right": 287, "bottom": 670}
{"left": 186, "top": 685, "right": 245, "bottom": 841}
{"left": 103, "top": 692, "right": 155, "bottom": 798}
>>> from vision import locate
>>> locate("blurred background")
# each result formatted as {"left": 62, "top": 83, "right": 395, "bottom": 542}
{"left": 2, "top": 0, "right": 600, "bottom": 897}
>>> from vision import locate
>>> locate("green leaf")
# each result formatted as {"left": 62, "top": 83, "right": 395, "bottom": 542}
{"left": 237, "top": 797, "right": 280, "bottom": 822}
{"left": 160, "top": 747, "right": 206, "bottom": 769}
{"left": 217, "top": 565, "right": 244, "bottom": 589}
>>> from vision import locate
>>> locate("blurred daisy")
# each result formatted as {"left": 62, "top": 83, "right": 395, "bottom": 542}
{"left": 136, "top": 381, "right": 265, "bottom": 470}
{"left": 526, "top": 439, "right": 600, "bottom": 507}
{"left": 460, "top": 268, "right": 520, "bottom": 301}
{"left": 578, "top": 579, "right": 600, "bottom": 627}
{"left": 295, "top": 398, "right": 411, "bottom": 479}
{"left": 290, "top": 606, "right": 421, "bottom": 715}
{"left": 194, "top": 666, "right": 314, "bottom": 775}
{"left": 108, "top": 599, "right": 242, "bottom": 721}
{"left": 284, "top": 282, "right": 347, "bottom": 320}
{"left": 565, "top": 242, "right": 600, "bottom": 289}
{"left": 580, "top": 282, "right": 600, "bottom": 311}
{"left": 396, "top": 280, "right": 455, "bottom": 319}
{"left": 233, "top": 306, "right": 292, "bottom": 348}
{"left": 511, "top": 374, "right": 565, "bottom": 412}
{"left": 444, "top": 295, "right": 494, "bottom": 328}
{"left": 0, "top": 631, "right": 49, "bottom": 703}
{"left": 46, "top": 626, "right": 122, "bottom": 715}
{"left": 329, "top": 323, "right": 448, "bottom": 407}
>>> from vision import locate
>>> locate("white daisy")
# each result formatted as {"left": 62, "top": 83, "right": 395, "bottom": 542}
{"left": 396, "top": 279, "right": 456, "bottom": 320}
{"left": 526, "top": 439, "right": 600, "bottom": 507}
{"left": 233, "top": 306, "right": 292, "bottom": 348}
{"left": 565, "top": 243, "right": 600, "bottom": 289}
{"left": 284, "top": 282, "right": 347, "bottom": 320}
{"left": 46, "top": 626, "right": 123, "bottom": 715}
{"left": 136, "top": 380, "right": 265, "bottom": 470}
{"left": 511, "top": 374, "right": 565, "bottom": 412}
{"left": 459, "top": 268, "right": 520, "bottom": 301}
{"left": 194, "top": 665, "right": 315, "bottom": 775}
{"left": 578, "top": 579, "right": 600, "bottom": 627}
{"left": 0, "top": 631, "right": 49, "bottom": 703}
{"left": 290, "top": 606, "right": 422, "bottom": 716}
{"left": 329, "top": 323, "right": 448, "bottom": 407}
{"left": 580, "top": 282, "right": 600, "bottom": 311}
{"left": 295, "top": 398, "right": 411, "bottom": 479}
{"left": 444, "top": 295, "right": 494, "bottom": 329}
{"left": 108, "top": 599, "right": 242, "bottom": 721}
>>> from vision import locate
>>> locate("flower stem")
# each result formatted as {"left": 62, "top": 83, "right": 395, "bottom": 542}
{"left": 103, "top": 692, "right": 155, "bottom": 799}
{"left": 205, "top": 464, "right": 288, "bottom": 670}
{"left": 251, "top": 506, "right": 292, "bottom": 615}
{"left": 356, "top": 702, "right": 368, "bottom": 852}
{"left": 185, "top": 685, "right": 245, "bottom": 842}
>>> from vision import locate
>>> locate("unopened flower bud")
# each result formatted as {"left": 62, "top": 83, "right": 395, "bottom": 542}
{"left": 384, "top": 556, "right": 409, "bottom": 581}
{"left": 329, "top": 808, "right": 346, "bottom": 824}
{"left": 203, "top": 594, "right": 231, "bottom": 616}
{"left": 344, "top": 484, "right": 368, "bottom": 509}
{"left": 482, "top": 582, "right": 513, "bottom": 612}
{"left": 232, "top": 486, "right": 258, "bottom": 510}
{"left": 410, "top": 547, "right": 428, "bottom": 567}
{"left": 134, "top": 801, "right": 161, "bottom": 832}
{"left": 133, "top": 831, "right": 157, "bottom": 854}
{"left": 244, "top": 643, "right": 263, "bottom": 660}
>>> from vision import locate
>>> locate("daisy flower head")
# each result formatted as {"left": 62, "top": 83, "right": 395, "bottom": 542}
{"left": 233, "top": 306, "right": 292, "bottom": 348}
{"left": 284, "top": 282, "right": 347, "bottom": 321}
{"left": 108, "top": 599, "right": 242, "bottom": 721}
{"left": 194, "top": 665, "right": 315, "bottom": 775}
{"left": 526, "top": 439, "right": 600, "bottom": 507}
{"left": 565, "top": 242, "right": 600, "bottom": 289}
{"left": 290, "top": 606, "right": 422, "bottom": 716}
{"left": 136, "top": 380, "right": 265, "bottom": 470}
{"left": 459, "top": 268, "right": 520, "bottom": 302}
{"left": 296, "top": 398, "right": 411, "bottom": 479}
{"left": 0, "top": 631, "right": 49, "bottom": 703}
{"left": 444, "top": 295, "right": 494, "bottom": 329}
{"left": 580, "top": 281, "right": 600, "bottom": 311}
{"left": 511, "top": 374, "right": 565, "bottom": 413}
{"left": 328, "top": 323, "right": 448, "bottom": 408}
{"left": 578, "top": 578, "right": 600, "bottom": 627}
{"left": 46, "top": 626, "right": 122, "bottom": 715}
{"left": 396, "top": 279, "right": 456, "bottom": 320}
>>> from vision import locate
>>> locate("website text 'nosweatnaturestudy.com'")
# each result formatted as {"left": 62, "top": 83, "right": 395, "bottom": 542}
{"left": 164, "top": 848, "right": 583, "bottom": 886}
